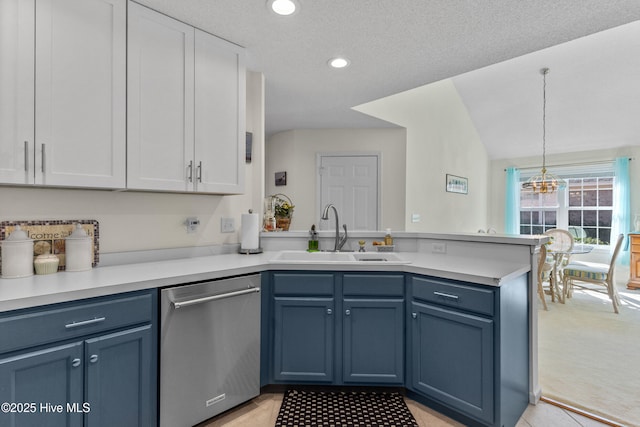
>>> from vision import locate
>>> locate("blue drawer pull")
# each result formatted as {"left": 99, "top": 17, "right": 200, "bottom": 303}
{"left": 65, "top": 317, "right": 106, "bottom": 329}
{"left": 433, "top": 291, "right": 459, "bottom": 300}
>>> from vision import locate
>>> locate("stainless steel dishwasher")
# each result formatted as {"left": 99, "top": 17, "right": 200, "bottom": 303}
{"left": 160, "top": 274, "right": 261, "bottom": 427}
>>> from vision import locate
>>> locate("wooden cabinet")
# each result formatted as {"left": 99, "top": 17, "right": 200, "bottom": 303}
{"left": 342, "top": 274, "right": 404, "bottom": 384}
{"left": 0, "top": 0, "right": 126, "bottom": 188}
{"left": 127, "top": 2, "right": 245, "bottom": 194}
{"left": 0, "top": 290, "right": 157, "bottom": 427}
{"left": 627, "top": 233, "right": 640, "bottom": 290}
{"left": 408, "top": 275, "right": 529, "bottom": 427}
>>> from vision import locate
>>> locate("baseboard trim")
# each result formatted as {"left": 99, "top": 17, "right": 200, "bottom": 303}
{"left": 540, "top": 396, "right": 624, "bottom": 427}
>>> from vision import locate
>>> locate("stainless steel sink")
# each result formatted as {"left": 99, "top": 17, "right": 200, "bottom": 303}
{"left": 269, "top": 250, "right": 410, "bottom": 264}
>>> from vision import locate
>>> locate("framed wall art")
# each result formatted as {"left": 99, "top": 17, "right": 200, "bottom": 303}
{"left": 446, "top": 174, "right": 468, "bottom": 194}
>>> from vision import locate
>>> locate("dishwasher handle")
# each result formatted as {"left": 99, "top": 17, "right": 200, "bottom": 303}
{"left": 172, "top": 286, "right": 260, "bottom": 309}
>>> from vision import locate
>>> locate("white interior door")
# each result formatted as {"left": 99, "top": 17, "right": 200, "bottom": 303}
{"left": 318, "top": 154, "right": 379, "bottom": 231}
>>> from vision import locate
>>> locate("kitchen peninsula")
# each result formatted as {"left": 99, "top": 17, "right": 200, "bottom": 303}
{"left": 0, "top": 232, "right": 546, "bottom": 427}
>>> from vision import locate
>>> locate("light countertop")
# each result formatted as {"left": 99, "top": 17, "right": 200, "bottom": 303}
{"left": 0, "top": 251, "right": 531, "bottom": 312}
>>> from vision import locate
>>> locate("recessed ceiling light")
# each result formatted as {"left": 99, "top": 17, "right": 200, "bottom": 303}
{"left": 328, "top": 57, "right": 350, "bottom": 69}
{"left": 269, "top": 0, "right": 298, "bottom": 16}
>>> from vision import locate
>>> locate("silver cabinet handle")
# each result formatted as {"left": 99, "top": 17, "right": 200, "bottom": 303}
{"left": 71, "top": 358, "right": 81, "bottom": 368}
{"left": 65, "top": 317, "right": 106, "bottom": 329}
{"left": 345, "top": 309, "right": 351, "bottom": 316}
{"left": 433, "top": 291, "right": 459, "bottom": 300}
{"left": 173, "top": 287, "right": 259, "bottom": 309}
{"left": 196, "top": 161, "right": 202, "bottom": 183}
{"left": 41, "top": 143, "right": 46, "bottom": 173}
{"left": 187, "top": 160, "right": 193, "bottom": 182}
{"left": 326, "top": 308, "right": 332, "bottom": 315}
{"left": 24, "top": 141, "right": 29, "bottom": 172}
{"left": 412, "top": 312, "right": 417, "bottom": 319}
{"left": 89, "top": 354, "right": 99, "bottom": 363}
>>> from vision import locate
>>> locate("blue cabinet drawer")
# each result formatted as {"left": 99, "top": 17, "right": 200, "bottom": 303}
{"left": 343, "top": 274, "right": 404, "bottom": 297}
{"left": 0, "top": 292, "right": 153, "bottom": 354}
{"left": 273, "top": 272, "right": 334, "bottom": 296}
{"left": 411, "top": 276, "right": 494, "bottom": 317}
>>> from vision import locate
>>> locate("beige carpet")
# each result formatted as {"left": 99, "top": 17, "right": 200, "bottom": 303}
{"left": 538, "top": 280, "right": 640, "bottom": 427}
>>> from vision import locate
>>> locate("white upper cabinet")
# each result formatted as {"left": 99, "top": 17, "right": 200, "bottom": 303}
{"left": 127, "top": 2, "right": 194, "bottom": 192}
{"left": 194, "top": 29, "right": 245, "bottom": 194}
{"left": 0, "top": 0, "right": 127, "bottom": 188}
{"left": 0, "top": 0, "right": 34, "bottom": 184}
{"left": 127, "top": 2, "right": 245, "bottom": 194}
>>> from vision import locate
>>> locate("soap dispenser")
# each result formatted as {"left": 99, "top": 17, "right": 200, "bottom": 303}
{"left": 384, "top": 228, "right": 393, "bottom": 246}
{"left": 308, "top": 224, "right": 319, "bottom": 251}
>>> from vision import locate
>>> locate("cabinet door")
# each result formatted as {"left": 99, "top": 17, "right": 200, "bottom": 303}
{"left": 273, "top": 297, "right": 334, "bottom": 382}
{"left": 194, "top": 29, "right": 245, "bottom": 194}
{"left": 0, "top": 342, "right": 83, "bottom": 427}
{"left": 0, "top": 0, "right": 34, "bottom": 184}
{"left": 343, "top": 298, "right": 404, "bottom": 384}
{"left": 127, "top": 2, "right": 194, "bottom": 191}
{"left": 410, "top": 301, "right": 494, "bottom": 424}
{"left": 35, "top": 0, "right": 126, "bottom": 188}
{"left": 84, "top": 325, "right": 154, "bottom": 427}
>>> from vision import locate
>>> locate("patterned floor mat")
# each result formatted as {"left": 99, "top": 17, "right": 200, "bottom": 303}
{"left": 275, "top": 389, "right": 419, "bottom": 427}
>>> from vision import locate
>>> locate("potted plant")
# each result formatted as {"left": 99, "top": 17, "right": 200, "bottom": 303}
{"left": 271, "top": 194, "right": 294, "bottom": 231}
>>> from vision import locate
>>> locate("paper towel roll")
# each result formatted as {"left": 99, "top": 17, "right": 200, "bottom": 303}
{"left": 241, "top": 213, "right": 260, "bottom": 250}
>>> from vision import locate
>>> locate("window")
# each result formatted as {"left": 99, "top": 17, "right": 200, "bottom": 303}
{"left": 567, "top": 177, "right": 613, "bottom": 245}
{"left": 519, "top": 165, "right": 614, "bottom": 246}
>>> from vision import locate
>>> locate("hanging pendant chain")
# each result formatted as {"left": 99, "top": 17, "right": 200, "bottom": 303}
{"left": 541, "top": 68, "right": 547, "bottom": 171}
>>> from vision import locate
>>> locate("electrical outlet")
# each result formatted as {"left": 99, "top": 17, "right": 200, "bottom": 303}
{"left": 185, "top": 217, "right": 200, "bottom": 234}
{"left": 432, "top": 242, "right": 446, "bottom": 254}
{"left": 411, "top": 213, "right": 421, "bottom": 223}
{"left": 221, "top": 217, "right": 235, "bottom": 233}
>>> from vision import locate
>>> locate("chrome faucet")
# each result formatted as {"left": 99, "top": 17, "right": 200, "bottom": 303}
{"left": 321, "top": 203, "right": 348, "bottom": 251}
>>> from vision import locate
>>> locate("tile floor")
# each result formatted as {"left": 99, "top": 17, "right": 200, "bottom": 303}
{"left": 198, "top": 392, "right": 612, "bottom": 427}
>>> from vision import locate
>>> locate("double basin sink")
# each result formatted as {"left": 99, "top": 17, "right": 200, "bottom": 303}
{"left": 270, "top": 250, "right": 410, "bottom": 265}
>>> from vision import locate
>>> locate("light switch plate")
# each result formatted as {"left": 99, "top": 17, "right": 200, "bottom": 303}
{"left": 221, "top": 217, "right": 235, "bottom": 233}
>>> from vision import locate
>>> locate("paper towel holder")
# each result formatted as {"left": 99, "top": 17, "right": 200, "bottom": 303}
{"left": 239, "top": 209, "right": 263, "bottom": 255}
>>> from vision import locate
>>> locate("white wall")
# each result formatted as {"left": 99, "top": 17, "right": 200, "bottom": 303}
{"left": 265, "top": 128, "right": 406, "bottom": 231}
{"left": 0, "top": 71, "right": 265, "bottom": 254}
{"left": 354, "top": 79, "right": 490, "bottom": 232}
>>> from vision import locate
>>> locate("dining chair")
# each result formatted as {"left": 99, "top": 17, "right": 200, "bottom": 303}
{"left": 544, "top": 229, "right": 575, "bottom": 302}
{"left": 537, "top": 244, "right": 553, "bottom": 310}
{"left": 562, "top": 234, "right": 624, "bottom": 314}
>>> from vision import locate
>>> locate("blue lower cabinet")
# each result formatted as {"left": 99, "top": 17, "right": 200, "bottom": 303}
{"left": 343, "top": 299, "right": 404, "bottom": 384}
{"left": 0, "top": 290, "right": 157, "bottom": 427}
{"left": 0, "top": 342, "right": 84, "bottom": 427}
{"left": 273, "top": 297, "right": 335, "bottom": 382}
{"left": 410, "top": 301, "right": 494, "bottom": 424}
{"left": 85, "top": 325, "right": 153, "bottom": 427}
{"left": 408, "top": 274, "right": 529, "bottom": 427}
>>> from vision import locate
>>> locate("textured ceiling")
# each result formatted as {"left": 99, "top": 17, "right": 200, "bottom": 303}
{"left": 135, "top": 0, "right": 640, "bottom": 157}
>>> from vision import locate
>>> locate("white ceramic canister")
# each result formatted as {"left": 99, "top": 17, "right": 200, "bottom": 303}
{"left": 65, "top": 223, "right": 92, "bottom": 272}
{"left": 1, "top": 225, "right": 34, "bottom": 278}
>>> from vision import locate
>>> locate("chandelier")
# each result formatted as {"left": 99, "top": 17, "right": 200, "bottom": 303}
{"left": 522, "top": 68, "right": 566, "bottom": 194}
